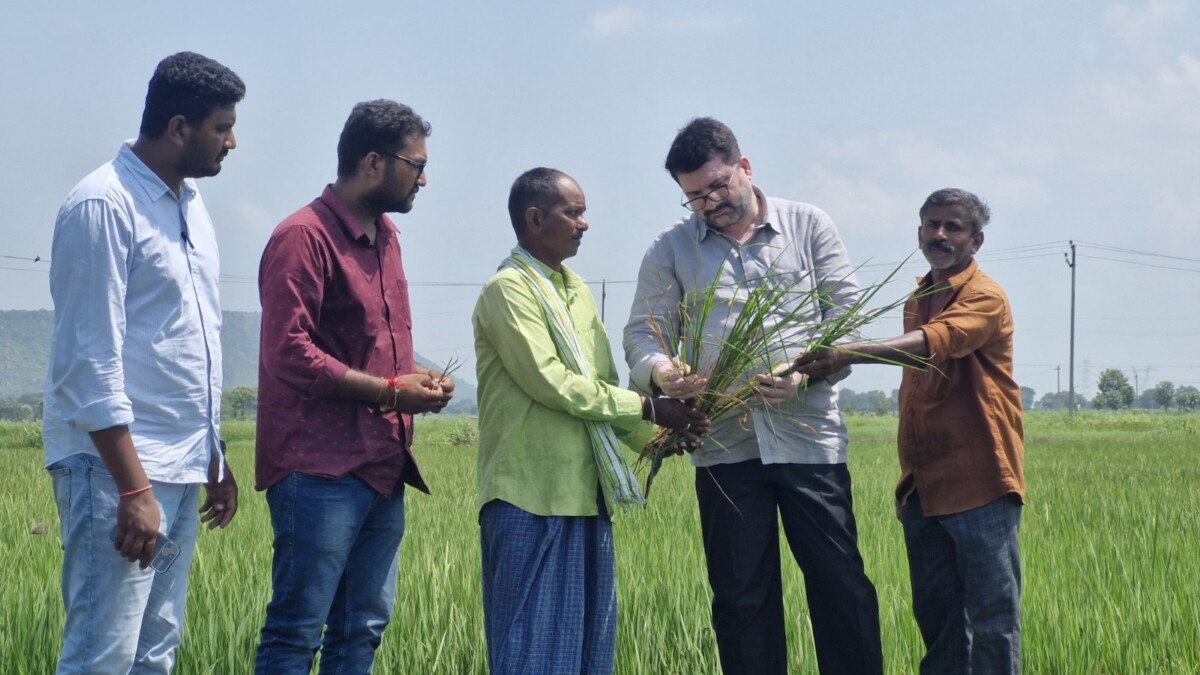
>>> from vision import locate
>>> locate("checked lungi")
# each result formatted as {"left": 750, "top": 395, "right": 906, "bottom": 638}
{"left": 480, "top": 499, "right": 617, "bottom": 674}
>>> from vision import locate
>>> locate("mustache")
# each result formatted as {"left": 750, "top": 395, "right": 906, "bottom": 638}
{"left": 925, "top": 241, "right": 955, "bottom": 253}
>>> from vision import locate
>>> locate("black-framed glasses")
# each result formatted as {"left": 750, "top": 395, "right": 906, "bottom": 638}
{"left": 681, "top": 181, "right": 730, "bottom": 212}
{"left": 378, "top": 151, "right": 426, "bottom": 180}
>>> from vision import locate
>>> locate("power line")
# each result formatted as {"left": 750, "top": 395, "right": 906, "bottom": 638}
{"left": 3, "top": 237, "right": 1199, "bottom": 285}
{"left": 1075, "top": 240, "right": 1200, "bottom": 265}
{"left": 1080, "top": 254, "right": 1200, "bottom": 274}
{"left": 985, "top": 241, "right": 1071, "bottom": 254}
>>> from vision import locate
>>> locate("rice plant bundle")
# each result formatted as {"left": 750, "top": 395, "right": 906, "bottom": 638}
{"left": 637, "top": 252, "right": 923, "bottom": 498}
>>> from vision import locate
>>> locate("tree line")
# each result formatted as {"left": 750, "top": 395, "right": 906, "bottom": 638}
{"left": 1, "top": 373, "right": 1194, "bottom": 423}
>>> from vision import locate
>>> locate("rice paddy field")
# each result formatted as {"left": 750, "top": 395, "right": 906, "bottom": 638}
{"left": 1, "top": 412, "right": 1197, "bottom": 674}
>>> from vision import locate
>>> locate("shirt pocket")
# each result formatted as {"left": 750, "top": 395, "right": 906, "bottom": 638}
{"left": 919, "top": 363, "right": 954, "bottom": 402}
{"left": 388, "top": 277, "right": 413, "bottom": 330}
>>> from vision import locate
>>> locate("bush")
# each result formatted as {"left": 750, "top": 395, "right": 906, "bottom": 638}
{"left": 20, "top": 425, "right": 42, "bottom": 449}
{"left": 446, "top": 419, "right": 479, "bottom": 447}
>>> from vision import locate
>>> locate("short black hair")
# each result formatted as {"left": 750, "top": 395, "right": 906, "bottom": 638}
{"left": 336, "top": 100, "right": 431, "bottom": 178}
{"left": 920, "top": 188, "right": 992, "bottom": 233}
{"left": 508, "top": 167, "right": 569, "bottom": 237}
{"left": 139, "top": 52, "right": 245, "bottom": 138}
{"left": 664, "top": 117, "right": 741, "bottom": 180}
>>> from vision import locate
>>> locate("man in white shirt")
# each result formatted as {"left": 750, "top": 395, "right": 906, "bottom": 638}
{"left": 43, "top": 51, "right": 245, "bottom": 674}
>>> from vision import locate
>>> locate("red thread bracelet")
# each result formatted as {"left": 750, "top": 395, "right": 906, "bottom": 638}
{"left": 119, "top": 485, "right": 152, "bottom": 499}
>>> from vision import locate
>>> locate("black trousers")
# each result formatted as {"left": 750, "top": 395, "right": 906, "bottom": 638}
{"left": 696, "top": 460, "right": 884, "bottom": 675}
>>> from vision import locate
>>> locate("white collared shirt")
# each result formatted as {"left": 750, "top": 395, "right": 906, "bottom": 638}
{"left": 43, "top": 142, "right": 222, "bottom": 483}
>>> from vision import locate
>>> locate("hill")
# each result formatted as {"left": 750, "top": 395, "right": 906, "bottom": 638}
{"left": 0, "top": 310, "right": 476, "bottom": 413}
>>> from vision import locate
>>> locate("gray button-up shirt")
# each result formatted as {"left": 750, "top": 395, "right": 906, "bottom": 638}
{"left": 623, "top": 188, "right": 859, "bottom": 466}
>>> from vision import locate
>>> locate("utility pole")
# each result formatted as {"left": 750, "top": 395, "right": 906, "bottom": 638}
{"left": 1056, "top": 365, "right": 1061, "bottom": 394}
{"left": 600, "top": 279, "right": 607, "bottom": 322}
{"left": 1069, "top": 243, "right": 1077, "bottom": 418}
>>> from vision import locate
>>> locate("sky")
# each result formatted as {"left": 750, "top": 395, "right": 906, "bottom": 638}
{"left": 2, "top": 1, "right": 1197, "bottom": 402}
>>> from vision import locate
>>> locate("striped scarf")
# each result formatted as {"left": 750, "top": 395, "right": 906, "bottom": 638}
{"left": 500, "top": 247, "right": 645, "bottom": 510}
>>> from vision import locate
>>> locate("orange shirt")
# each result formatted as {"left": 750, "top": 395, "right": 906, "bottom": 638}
{"left": 897, "top": 259, "right": 1025, "bottom": 516}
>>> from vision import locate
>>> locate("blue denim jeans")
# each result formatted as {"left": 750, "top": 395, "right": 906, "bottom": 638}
{"left": 902, "top": 492, "right": 1023, "bottom": 675}
{"left": 255, "top": 472, "right": 406, "bottom": 675}
{"left": 48, "top": 453, "right": 200, "bottom": 675}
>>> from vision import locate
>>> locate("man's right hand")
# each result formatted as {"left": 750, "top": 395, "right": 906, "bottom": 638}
{"left": 644, "top": 397, "right": 710, "bottom": 452}
{"left": 88, "top": 424, "right": 159, "bottom": 569}
{"left": 651, "top": 361, "right": 708, "bottom": 400}
{"left": 792, "top": 349, "right": 851, "bottom": 382}
{"left": 113, "top": 489, "right": 161, "bottom": 569}
{"left": 391, "top": 373, "right": 452, "bottom": 414}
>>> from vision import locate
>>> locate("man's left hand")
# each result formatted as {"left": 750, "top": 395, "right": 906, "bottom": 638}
{"left": 200, "top": 454, "right": 238, "bottom": 529}
{"left": 754, "top": 371, "right": 805, "bottom": 405}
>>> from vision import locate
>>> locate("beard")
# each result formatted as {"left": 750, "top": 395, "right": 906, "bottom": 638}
{"left": 921, "top": 240, "right": 970, "bottom": 270}
{"left": 700, "top": 192, "right": 752, "bottom": 231}
{"left": 365, "top": 183, "right": 417, "bottom": 215}
{"left": 179, "top": 142, "right": 225, "bottom": 179}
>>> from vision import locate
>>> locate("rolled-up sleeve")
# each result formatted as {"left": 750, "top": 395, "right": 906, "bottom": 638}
{"left": 920, "top": 288, "right": 1004, "bottom": 366}
{"left": 48, "top": 199, "right": 135, "bottom": 432}
{"left": 258, "top": 224, "right": 351, "bottom": 398}
{"left": 477, "top": 276, "right": 642, "bottom": 423}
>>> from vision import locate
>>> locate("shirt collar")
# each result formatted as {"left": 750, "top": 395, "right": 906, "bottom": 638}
{"left": 512, "top": 245, "right": 580, "bottom": 290}
{"left": 918, "top": 257, "right": 979, "bottom": 290}
{"left": 696, "top": 186, "right": 777, "bottom": 241}
{"left": 115, "top": 141, "right": 195, "bottom": 204}
{"left": 317, "top": 184, "right": 395, "bottom": 246}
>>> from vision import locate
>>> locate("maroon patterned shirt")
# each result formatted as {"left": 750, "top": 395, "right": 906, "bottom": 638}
{"left": 255, "top": 185, "right": 426, "bottom": 496}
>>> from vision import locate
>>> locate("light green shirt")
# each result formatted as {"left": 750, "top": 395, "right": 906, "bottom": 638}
{"left": 473, "top": 255, "right": 644, "bottom": 516}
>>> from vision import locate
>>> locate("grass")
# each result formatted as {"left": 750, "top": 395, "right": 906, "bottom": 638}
{"left": 2, "top": 412, "right": 1198, "bottom": 673}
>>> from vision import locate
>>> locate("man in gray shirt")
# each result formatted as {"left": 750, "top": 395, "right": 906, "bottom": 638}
{"left": 623, "top": 117, "right": 882, "bottom": 675}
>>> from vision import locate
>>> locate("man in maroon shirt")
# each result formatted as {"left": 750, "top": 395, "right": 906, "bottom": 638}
{"left": 253, "top": 99, "right": 454, "bottom": 674}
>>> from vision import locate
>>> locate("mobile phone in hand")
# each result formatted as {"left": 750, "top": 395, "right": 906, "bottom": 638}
{"left": 109, "top": 525, "right": 181, "bottom": 573}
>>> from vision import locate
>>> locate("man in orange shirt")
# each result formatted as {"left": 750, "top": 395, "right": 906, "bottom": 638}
{"left": 793, "top": 188, "right": 1025, "bottom": 674}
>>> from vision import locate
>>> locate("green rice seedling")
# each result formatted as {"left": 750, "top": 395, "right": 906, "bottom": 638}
{"left": 635, "top": 250, "right": 923, "bottom": 496}
{"left": 5, "top": 413, "right": 1197, "bottom": 673}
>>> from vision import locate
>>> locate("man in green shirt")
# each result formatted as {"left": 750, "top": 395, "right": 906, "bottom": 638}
{"left": 473, "top": 167, "right": 706, "bottom": 674}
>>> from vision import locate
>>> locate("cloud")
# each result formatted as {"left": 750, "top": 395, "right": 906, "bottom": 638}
{"left": 588, "top": 7, "right": 647, "bottom": 38}
{"left": 813, "top": 132, "right": 1050, "bottom": 211}
{"left": 796, "top": 166, "right": 906, "bottom": 236}
{"left": 587, "top": 7, "right": 739, "bottom": 38}
{"left": 1103, "top": 0, "right": 1189, "bottom": 55}
{"left": 1157, "top": 51, "right": 1200, "bottom": 92}
{"left": 1078, "top": 51, "right": 1200, "bottom": 132}
{"left": 1151, "top": 184, "right": 1200, "bottom": 229}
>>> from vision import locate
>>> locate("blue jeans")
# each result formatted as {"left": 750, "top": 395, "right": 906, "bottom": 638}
{"left": 255, "top": 472, "right": 406, "bottom": 675}
{"left": 48, "top": 453, "right": 200, "bottom": 675}
{"left": 902, "top": 492, "right": 1023, "bottom": 674}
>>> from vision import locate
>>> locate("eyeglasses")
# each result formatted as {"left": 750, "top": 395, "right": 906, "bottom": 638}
{"left": 378, "top": 151, "right": 426, "bottom": 180}
{"left": 681, "top": 181, "right": 731, "bottom": 212}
